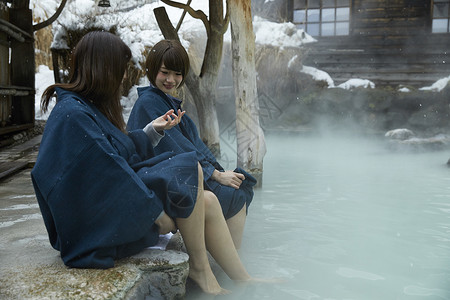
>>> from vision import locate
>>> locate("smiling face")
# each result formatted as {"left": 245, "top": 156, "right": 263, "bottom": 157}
{"left": 154, "top": 63, "right": 183, "bottom": 94}
{"left": 145, "top": 40, "right": 190, "bottom": 92}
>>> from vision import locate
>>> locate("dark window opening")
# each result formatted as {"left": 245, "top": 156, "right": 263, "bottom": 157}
{"left": 292, "top": 0, "right": 350, "bottom": 37}
{"left": 432, "top": 0, "right": 450, "bottom": 33}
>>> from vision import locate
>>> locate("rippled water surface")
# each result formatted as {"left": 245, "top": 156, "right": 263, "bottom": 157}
{"left": 187, "top": 132, "right": 450, "bottom": 300}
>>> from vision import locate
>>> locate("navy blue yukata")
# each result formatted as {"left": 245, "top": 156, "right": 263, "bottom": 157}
{"left": 127, "top": 86, "right": 256, "bottom": 219}
{"left": 31, "top": 88, "right": 199, "bottom": 269}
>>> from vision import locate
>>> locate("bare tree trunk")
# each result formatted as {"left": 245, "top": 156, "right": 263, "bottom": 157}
{"left": 228, "top": 0, "right": 266, "bottom": 185}
{"left": 158, "top": 1, "right": 228, "bottom": 157}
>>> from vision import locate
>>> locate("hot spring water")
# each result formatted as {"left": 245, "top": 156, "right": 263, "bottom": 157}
{"left": 187, "top": 132, "right": 450, "bottom": 300}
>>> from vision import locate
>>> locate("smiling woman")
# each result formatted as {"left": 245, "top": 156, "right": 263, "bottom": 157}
{"left": 155, "top": 64, "right": 183, "bottom": 94}
{"left": 145, "top": 40, "right": 190, "bottom": 91}
{"left": 127, "top": 39, "right": 258, "bottom": 250}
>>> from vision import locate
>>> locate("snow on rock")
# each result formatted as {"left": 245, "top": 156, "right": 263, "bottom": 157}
{"left": 419, "top": 75, "right": 450, "bottom": 92}
{"left": 398, "top": 86, "right": 411, "bottom": 93}
{"left": 252, "top": 16, "right": 316, "bottom": 48}
{"left": 336, "top": 78, "right": 375, "bottom": 90}
{"left": 385, "top": 128, "right": 415, "bottom": 140}
{"left": 300, "top": 65, "right": 335, "bottom": 87}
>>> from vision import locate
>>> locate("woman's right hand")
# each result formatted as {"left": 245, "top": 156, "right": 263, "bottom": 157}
{"left": 152, "top": 109, "right": 185, "bottom": 134}
{"left": 155, "top": 211, "right": 177, "bottom": 234}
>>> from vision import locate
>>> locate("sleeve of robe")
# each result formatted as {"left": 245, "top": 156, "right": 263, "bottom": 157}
{"left": 31, "top": 102, "right": 163, "bottom": 269}
{"left": 127, "top": 87, "right": 223, "bottom": 182}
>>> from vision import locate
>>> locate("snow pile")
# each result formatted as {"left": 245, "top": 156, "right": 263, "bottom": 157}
{"left": 398, "top": 86, "right": 411, "bottom": 93}
{"left": 336, "top": 78, "right": 375, "bottom": 90}
{"left": 299, "top": 66, "right": 376, "bottom": 90}
{"left": 252, "top": 16, "right": 316, "bottom": 48}
{"left": 419, "top": 75, "right": 450, "bottom": 92}
{"left": 300, "top": 65, "right": 335, "bottom": 87}
{"left": 34, "top": 65, "right": 55, "bottom": 120}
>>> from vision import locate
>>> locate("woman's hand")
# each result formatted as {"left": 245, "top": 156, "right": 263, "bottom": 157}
{"left": 152, "top": 109, "right": 185, "bottom": 134}
{"left": 155, "top": 211, "right": 177, "bottom": 234}
{"left": 211, "top": 170, "right": 245, "bottom": 189}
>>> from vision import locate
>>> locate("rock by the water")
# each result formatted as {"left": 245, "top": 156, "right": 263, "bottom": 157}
{"left": 385, "top": 128, "right": 415, "bottom": 140}
{"left": 0, "top": 170, "right": 189, "bottom": 300}
{"left": 385, "top": 129, "right": 450, "bottom": 151}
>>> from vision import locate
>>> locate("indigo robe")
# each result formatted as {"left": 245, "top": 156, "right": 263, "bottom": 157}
{"left": 31, "top": 88, "right": 198, "bottom": 269}
{"left": 127, "top": 86, "right": 256, "bottom": 219}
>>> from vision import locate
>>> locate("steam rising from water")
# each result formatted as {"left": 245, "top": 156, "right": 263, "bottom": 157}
{"left": 187, "top": 132, "right": 450, "bottom": 300}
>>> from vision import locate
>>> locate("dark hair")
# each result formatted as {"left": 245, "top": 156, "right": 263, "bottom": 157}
{"left": 145, "top": 40, "right": 190, "bottom": 88}
{"left": 41, "top": 31, "right": 132, "bottom": 131}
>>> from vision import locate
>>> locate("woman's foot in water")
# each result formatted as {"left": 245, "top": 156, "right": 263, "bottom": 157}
{"left": 188, "top": 265, "right": 231, "bottom": 295}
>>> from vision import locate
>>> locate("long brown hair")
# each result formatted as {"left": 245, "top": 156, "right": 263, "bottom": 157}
{"left": 145, "top": 39, "right": 190, "bottom": 88}
{"left": 41, "top": 31, "right": 131, "bottom": 131}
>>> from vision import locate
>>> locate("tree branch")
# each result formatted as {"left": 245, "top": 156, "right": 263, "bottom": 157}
{"left": 175, "top": 0, "right": 192, "bottom": 32}
{"left": 218, "top": 0, "right": 230, "bottom": 35}
{"left": 33, "top": 0, "right": 68, "bottom": 32}
{"left": 154, "top": 7, "right": 180, "bottom": 40}
{"left": 160, "top": 0, "right": 210, "bottom": 37}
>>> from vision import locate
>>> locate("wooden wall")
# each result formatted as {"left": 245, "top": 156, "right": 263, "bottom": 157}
{"left": 351, "top": 0, "right": 431, "bottom": 37}
{"left": 0, "top": 0, "right": 35, "bottom": 138}
{"left": 302, "top": 0, "right": 450, "bottom": 87}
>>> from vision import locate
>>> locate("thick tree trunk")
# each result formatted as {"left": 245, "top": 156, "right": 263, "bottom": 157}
{"left": 185, "top": 73, "right": 220, "bottom": 156}
{"left": 189, "top": 0, "right": 224, "bottom": 156}
{"left": 228, "top": 0, "right": 266, "bottom": 185}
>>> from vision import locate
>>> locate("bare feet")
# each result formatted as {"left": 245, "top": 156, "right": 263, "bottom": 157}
{"left": 189, "top": 266, "right": 231, "bottom": 295}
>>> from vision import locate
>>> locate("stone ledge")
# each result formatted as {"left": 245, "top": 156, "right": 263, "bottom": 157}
{"left": 0, "top": 249, "right": 189, "bottom": 300}
{"left": 0, "top": 168, "right": 189, "bottom": 300}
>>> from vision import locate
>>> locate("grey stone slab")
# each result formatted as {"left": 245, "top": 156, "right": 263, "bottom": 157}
{"left": 0, "top": 169, "right": 189, "bottom": 300}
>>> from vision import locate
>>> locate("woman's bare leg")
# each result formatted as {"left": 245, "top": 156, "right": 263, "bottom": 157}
{"left": 176, "top": 164, "right": 229, "bottom": 295}
{"left": 226, "top": 205, "right": 247, "bottom": 249}
{"left": 203, "top": 190, "right": 252, "bottom": 281}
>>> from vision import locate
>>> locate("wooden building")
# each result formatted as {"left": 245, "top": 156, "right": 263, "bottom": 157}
{"left": 0, "top": 1, "right": 35, "bottom": 140}
{"left": 270, "top": 0, "right": 450, "bottom": 87}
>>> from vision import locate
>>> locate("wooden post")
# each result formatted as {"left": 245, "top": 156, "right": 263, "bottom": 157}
{"left": 0, "top": 3, "right": 10, "bottom": 127}
{"left": 9, "top": 0, "right": 34, "bottom": 125}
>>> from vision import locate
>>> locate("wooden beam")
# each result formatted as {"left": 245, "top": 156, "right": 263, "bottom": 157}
{"left": 9, "top": 5, "right": 35, "bottom": 125}
{"left": 0, "top": 18, "right": 33, "bottom": 40}
{"left": 0, "top": 123, "right": 33, "bottom": 135}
